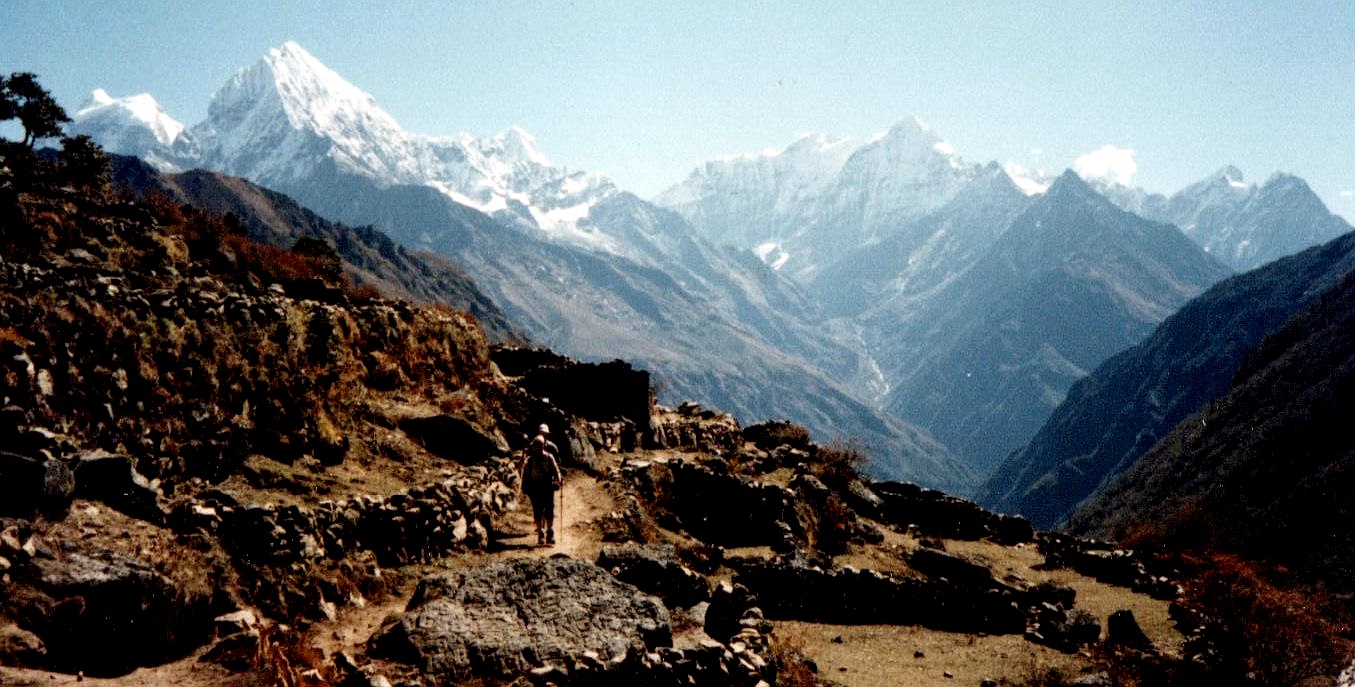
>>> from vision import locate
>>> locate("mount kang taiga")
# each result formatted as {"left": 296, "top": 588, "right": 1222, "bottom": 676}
{"left": 75, "top": 41, "right": 1352, "bottom": 492}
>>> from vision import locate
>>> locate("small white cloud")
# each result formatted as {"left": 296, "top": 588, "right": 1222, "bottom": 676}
{"left": 932, "top": 141, "right": 956, "bottom": 156}
{"left": 1341, "top": 190, "right": 1354, "bottom": 198}
{"left": 1074, "top": 144, "right": 1138, "bottom": 187}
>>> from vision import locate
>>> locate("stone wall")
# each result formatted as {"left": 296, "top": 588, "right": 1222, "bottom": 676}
{"left": 870, "top": 481, "right": 1034, "bottom": 545}
{"left": 209, "top": 459, "right": 517, "bottom": 568}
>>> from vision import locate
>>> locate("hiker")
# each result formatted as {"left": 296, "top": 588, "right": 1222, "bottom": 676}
{"left": 518, "top": 423, "right": 562, "bottom": 546}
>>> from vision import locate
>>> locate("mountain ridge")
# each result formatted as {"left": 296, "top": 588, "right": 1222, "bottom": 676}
{"left": 872, "top": 171, "right": 1230, "bottom": 470}
{"left": 981, "top": 222, "right": 1355, "bottom": 528}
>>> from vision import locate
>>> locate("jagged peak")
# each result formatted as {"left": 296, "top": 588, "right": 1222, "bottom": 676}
{"left": 1260, "top": 171, "right": 1307, "bottom": 191}
{"left": 783, "top": 132, "right": 856, "bottom": 156}
{"left": 882, "top": 114, "right": 933, "bottom": 138}
{"left": 1256, "top": 172, "right": 1328, "bottom": 208}
{"left": 1046, "top": 168, "right": 1094, "bottom": 195}
{"left": 481, "top": 125, "right": 551, "bottom": 167}
{"left": 867, "top": 115, "right": 944, "bottom": 149}
{"left": 1215, "top": 165, "right": 1246, "bottom": 184}
{"left": 207, "top": 41, "right": 387, "bottom": 128}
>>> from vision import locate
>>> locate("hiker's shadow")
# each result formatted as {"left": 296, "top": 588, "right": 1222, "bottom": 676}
{"left": 488, "top": 528, "right": 541, "bottom": 553}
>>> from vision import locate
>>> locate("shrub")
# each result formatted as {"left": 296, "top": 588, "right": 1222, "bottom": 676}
{"left": 812, "top": 493, "right": 854, "bottom": 556}
{"left": 743, "top": 420, "right": 812, "bottom": 451}
{"left": 811, "top": 440, "right": 866, "bottom": 489}
{"left": 766, "top": 631, "right": 818, "bottom": 687}
{"left": 1183, "top": 553, "right": 1346, "bottom": 686}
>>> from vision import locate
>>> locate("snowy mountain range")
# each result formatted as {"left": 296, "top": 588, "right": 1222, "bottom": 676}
{"left": 1087, "top": 167, "right": 1351, "bottom": 271}
{"left": 73, "top": 42, "right": 622, "bottom": 253}
{"left": 70, "top": 41, "right": 976, "bottom": 492}
{"left": 654, "top": 118, "right": 997, "bottom": 281}
{"left": 657, "top": 120, "right": 1349, "bottom": 470}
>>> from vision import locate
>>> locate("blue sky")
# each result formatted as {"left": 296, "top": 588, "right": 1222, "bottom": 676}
{"left": 5, "top": 1, "right": 1353, "bottom": 217}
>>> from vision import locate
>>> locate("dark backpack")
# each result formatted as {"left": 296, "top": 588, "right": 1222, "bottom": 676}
{"left": 523, "top": 444, "right": 560, "bottom": 489}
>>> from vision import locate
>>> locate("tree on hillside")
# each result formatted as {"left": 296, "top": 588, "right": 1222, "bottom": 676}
{"left": 1, "top": 72, "right": 71, "bottom": 148}
{"left": 58, "top": 134, "right": 111, "bottom": 191}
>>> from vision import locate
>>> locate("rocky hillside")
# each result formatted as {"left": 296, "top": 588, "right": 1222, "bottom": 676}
{"left": 1069, "top": 264, "right": 1355, "bottom": 597}
{"left": 108, "top": 155, "right": 519, "bottom": 341}
{"left": 981, "top": 228, "right": 1355, "bottom": 529}
{"left": 7, "top": 142, "right": 1342, "bottom": 687}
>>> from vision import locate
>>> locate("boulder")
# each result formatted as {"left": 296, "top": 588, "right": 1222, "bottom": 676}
{"left": 908, "top": 548, "right": 999, "bottom": 589}
{"left": 0, "top": 622, "right": 45, "bottom": 667}
{"left": 597, "top": 543, "right": 709, "bottom": 608}
{"left": 1106, "top": 609, "right": 1154, "bottom": 651}
{"left": 18, "top": 549, "right": 216, "bottom": 676}
{"left": 72, "top": 450, "right": 165, "bottom": 524}
{"left": 0, "top": 451, "right": 74, "bottom": 520}
{"left": 398, "top": 414, "right": 508, "bottom": 464}
{"left": 704, "top": 581, "right": 758, "bottom": 643}
{"left": 371, "top": 557, "right": 670, "bottom": 681}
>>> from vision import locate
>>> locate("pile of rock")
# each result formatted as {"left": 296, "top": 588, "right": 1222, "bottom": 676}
{"left": 0, "top": 411, "right": 166, "bottom": 526}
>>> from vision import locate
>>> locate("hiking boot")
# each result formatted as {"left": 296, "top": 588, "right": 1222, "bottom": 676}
{"left": 536, "top": 530, "right": 544, "bottom": 546}
{"left": 546, "top": 530, "right": 555, "bottom": 545}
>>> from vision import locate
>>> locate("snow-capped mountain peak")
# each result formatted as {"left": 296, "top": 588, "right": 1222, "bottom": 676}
{"left": 478, "top": 125, "right": 552, "bottom": 167}
{"left": 74, "top": 42, "right": 624, "bottom": 256}
{"left": 260, "top": 41, "right": 381, "bottom": 119}
{"left": 1002, "top": 162, "right": 1052, "bottom": 196}
{"left": 69, "top": 89, "right": 190, "bottom": 169}
{"left": 194, "top": 40, "right": 420, "bottom": 185}
{"left": 656, "top": 117, "right": 979, "bottom": 278}
{"left": 76, "top": 89, "right": 185, "bottom": 147}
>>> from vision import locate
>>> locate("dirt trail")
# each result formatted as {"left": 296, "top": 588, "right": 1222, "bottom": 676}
{"left": 494, "top": 468, "right": 618, "bottom": 562}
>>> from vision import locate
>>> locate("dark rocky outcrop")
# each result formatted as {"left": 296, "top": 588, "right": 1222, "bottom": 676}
{"left": 702, "top": 581, "right": 763, "bottom": 644}
{"left": 72, "top": 450, "right": 165, "bottom": 524}
{"left": 371, "top": 556, "right": 671, "bottom": 681}
{"left": 1106, "top": 610, "right": 1154, "bottom": 651}
{"left": 596, "top": 543, "right": 709, "bottom": 609}
{"left": 9, "top": 549, "right": 218, "bottom": 677}
{"left": 907, "top": 547, "right": 1001, "bottom": 589}
{"left": 492, "top": 347, "right": 653, "bottom": 433}
{"left": 870, "top": 481, "right": 1034, "bottom": 545}
{"left": 0, "top": 451, "right": 74, "bottom": 521}
{"left": 621, "top": 457, "right": 805, "bottom": 551}
{"left": 397, "top": 413, "right": 509, "bottom": 464}
{"left": 729, "top": 556, "right": 1028, "bottom": 635}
